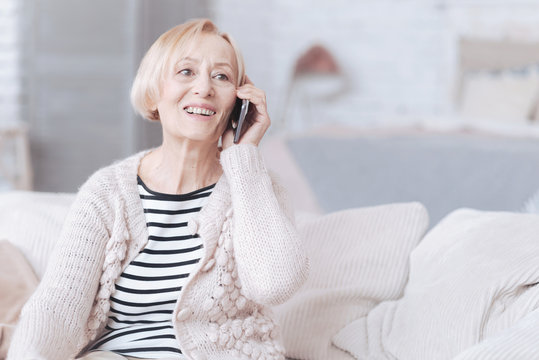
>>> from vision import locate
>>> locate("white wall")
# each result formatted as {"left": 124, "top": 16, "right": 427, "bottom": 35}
{"left": 210, "top": 0, "right": 539, "bottom": 132}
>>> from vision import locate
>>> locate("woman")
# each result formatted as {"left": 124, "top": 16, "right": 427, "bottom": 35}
{"left": 8, "top": 19, "right": 309, "bottom": 360}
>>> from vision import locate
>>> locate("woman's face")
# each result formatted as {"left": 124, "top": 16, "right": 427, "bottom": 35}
{"left": 156, "top": 33, "right": 238, "bottom": 145}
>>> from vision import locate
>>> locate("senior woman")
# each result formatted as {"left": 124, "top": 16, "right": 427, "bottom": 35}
{"left": 8, "top": 19, "right": 309, "bottom": 360}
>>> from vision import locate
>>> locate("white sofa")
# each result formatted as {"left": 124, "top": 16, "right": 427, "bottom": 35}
{"left": 2, "top": 188, "right": 539, "bottom": 360}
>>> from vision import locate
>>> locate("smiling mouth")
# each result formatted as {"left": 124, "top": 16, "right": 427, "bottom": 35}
{"left": 184, "top": 106, "right": 216, "bottom": 116}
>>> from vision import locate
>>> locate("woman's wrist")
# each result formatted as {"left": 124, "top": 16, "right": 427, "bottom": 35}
{"left": 220, "top": 143, "right": 267, "bottom": 178}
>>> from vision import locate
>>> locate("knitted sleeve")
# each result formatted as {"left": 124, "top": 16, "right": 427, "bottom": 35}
{"left": 7, "top": 175, "right": 112, "bottom": 360}
{"left": 220, "top": 144, "right": 309, "bottom": 306}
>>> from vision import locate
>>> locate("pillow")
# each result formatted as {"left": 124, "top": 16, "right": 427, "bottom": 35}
{"left": 333, "top": 208, "right": 539, "bottom": 359}
{"left": 0, "top": 239, "right": 39, "bottom": 357}
{"left": 274, "top": 202, "right": 429, "bottom": 360}
{"left": 0, "top": 191, "right": 75, "bottom": 278}
{"left": 451, "top": 305, "right": 539, "bottom": 360}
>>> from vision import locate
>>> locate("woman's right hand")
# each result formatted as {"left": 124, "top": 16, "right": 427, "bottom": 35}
{"left": 222, "top": 76, "right": 270, "bottom": 149}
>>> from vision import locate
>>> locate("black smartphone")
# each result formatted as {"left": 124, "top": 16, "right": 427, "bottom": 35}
{"left": 233, "top": 98, "right": 249, "bottom": 143}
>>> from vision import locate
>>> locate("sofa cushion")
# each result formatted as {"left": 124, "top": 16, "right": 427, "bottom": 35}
{"left": 333, "top": 208, "right": 539, "bottom": 359}
{"left": 0, "top": 191, "right": 75, "bottom": 278}
{"left": 0, "top": 240, "right": 39, "bottom": 357}
{"left": 273, "top": 202, "right": 429, "bottom": 360}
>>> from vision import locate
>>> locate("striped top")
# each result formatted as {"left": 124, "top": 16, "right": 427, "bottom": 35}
{"left": 90, "top": 176, "right": 215, "bottom": 359}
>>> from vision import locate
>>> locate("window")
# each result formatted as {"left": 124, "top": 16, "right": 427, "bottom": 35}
{"left": 0, "top": 0, "right": 22, "bottom": 125}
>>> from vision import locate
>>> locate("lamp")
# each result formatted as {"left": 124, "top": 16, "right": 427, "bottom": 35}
{"left": 280, "top": 44, "right": 347, "bottom": 132}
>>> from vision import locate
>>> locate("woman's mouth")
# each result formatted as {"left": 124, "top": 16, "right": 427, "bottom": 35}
{"left": 184, "top": 106, "right": 216, "bottom": 116}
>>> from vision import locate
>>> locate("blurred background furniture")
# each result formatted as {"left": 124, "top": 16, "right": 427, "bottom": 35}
{"left": 279, "top": 44, "right": 347, "bottom": 132}
{"left": 261, "top": 128, "right": 539, "bottom": 226}
{"left": 456, "top": 37, "right": 539, "bottom": 125}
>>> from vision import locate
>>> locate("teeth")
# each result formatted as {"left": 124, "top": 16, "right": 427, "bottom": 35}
{"left": 185, "top": 106, "right": 215, "bottom": 116}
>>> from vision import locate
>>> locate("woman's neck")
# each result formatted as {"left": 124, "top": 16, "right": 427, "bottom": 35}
{"left": 139, "top": 138, "right": 222, "bottom": 195}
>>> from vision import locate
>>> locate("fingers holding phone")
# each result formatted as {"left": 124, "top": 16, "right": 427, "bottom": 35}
{"left": 233, "top": 78, "right": 271, "bottom": 146}
{"left": 222, "top": 77, "right": 270, "bottom": 149}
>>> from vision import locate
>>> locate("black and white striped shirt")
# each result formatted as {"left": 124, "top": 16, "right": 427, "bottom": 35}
{"left": 90, "top": 176, "right": 214, "bottom": 359}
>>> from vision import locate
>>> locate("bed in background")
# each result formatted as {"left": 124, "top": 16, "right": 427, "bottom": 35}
{"left": 262, "top": 36, "right": 539, "bottom": 224}
{"left": 261, "top": 127, "right": 539, "bottom": 226}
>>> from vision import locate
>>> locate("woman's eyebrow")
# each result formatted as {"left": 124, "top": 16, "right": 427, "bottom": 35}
{"left": 177, "top": 57, "right": 198, "bottom": 64}
{"left": 214, "top": 62, "right": 233, "bottom": 70}
{"left": 176, "top": 57, "right": 232, "bottom": 69}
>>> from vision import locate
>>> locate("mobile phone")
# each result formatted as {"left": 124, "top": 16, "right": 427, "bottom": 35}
{"left": 234, "top": 99, "right": 249, "bottom": 144}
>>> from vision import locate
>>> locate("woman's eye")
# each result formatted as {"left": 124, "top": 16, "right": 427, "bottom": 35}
{"left": 178, "top": 69, "right": 193, "bottom": 76}
{"left": 214, "top": 73, "right": 229, "bottom": 81}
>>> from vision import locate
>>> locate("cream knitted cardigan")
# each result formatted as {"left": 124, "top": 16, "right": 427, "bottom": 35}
{"left": 8, "top": 144, "right": 309, "bottom": 360}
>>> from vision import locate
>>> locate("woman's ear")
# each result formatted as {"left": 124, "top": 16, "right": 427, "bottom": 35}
{"left": 146, "top": 95, "right": 160, "bottom": 121}
{"left": 150, "top": 109, "right": 160, "bottom": 121}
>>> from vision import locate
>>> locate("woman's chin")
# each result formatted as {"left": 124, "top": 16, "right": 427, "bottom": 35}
{"left": 167, "top": 130, "right": 221, "bottom": 145}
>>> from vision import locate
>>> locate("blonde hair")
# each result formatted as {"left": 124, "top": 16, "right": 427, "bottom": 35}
{"left": 131, "top": 18, "right": 246, "bottom": 121}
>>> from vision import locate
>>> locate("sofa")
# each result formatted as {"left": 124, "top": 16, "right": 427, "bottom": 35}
{"left": 2, "top": 130, "right": 539, "bottom": 359}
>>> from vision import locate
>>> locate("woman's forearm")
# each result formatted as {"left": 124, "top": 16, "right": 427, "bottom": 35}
{"left": 220, "top": 144, "right": 309, "bottom": 306}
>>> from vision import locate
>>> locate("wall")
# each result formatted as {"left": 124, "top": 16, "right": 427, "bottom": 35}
{"left": 210, "top": 0, "right": 539, "bottom": 132}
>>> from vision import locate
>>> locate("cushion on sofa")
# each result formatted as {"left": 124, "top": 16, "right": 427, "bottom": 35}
{"left": 0, "top": 191, "right": 75, "bottom": 278}
{"left": 0, "top": 240, "right": 39, "bottom": 357}
{"left": 273, "top": 202, "right": 429, "bottom": 360}
{"left": 333, "top": 208, "right": 539, "bottom": 360}
{"left": 452, "top": 306, "right": 539, "bottom": 360}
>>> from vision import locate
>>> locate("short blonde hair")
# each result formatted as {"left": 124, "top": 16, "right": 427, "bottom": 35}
{"left": 131, "top": 18, "right": 246, "bottom": 121}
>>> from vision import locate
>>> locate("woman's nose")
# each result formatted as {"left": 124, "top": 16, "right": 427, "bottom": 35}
{"left": 192, "top": 75, "right": 214, "bottom": 97}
